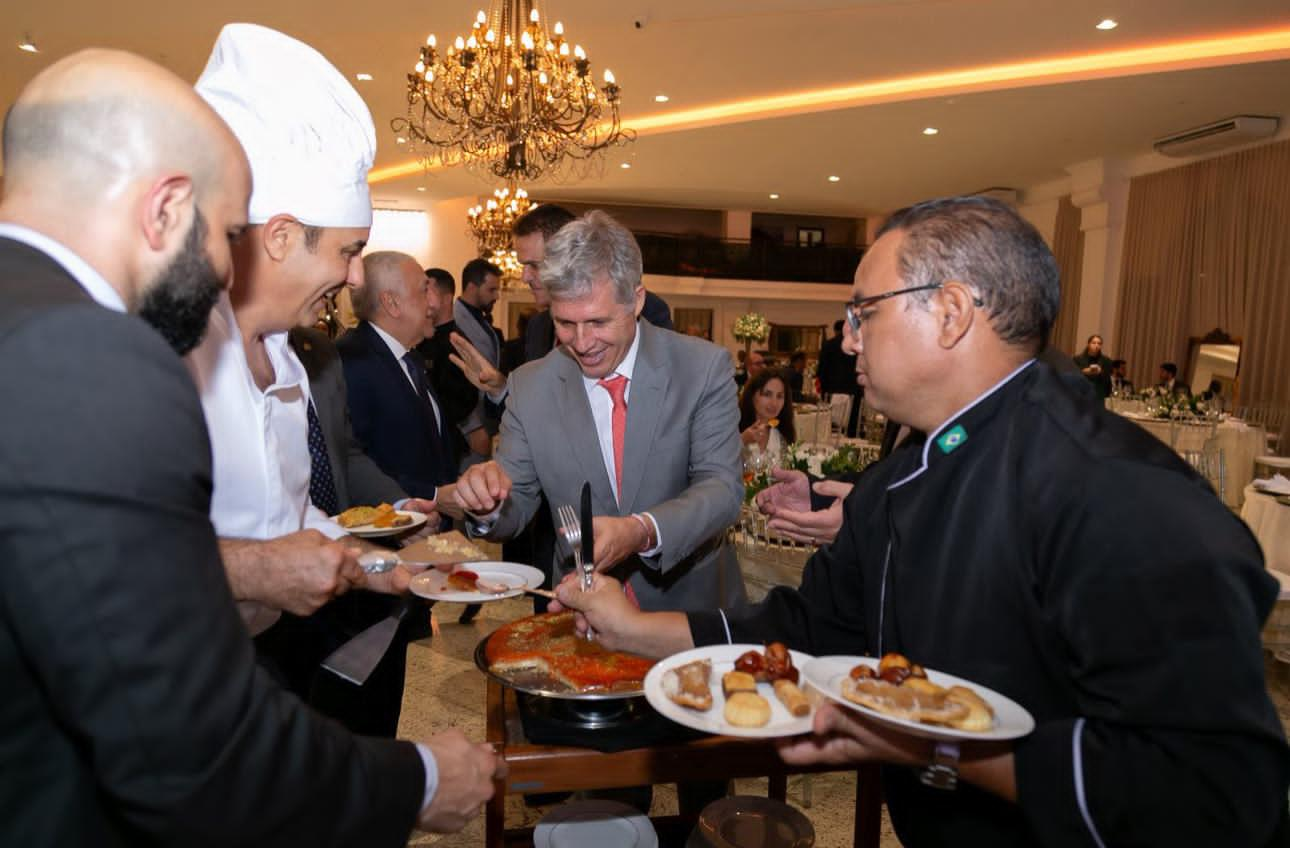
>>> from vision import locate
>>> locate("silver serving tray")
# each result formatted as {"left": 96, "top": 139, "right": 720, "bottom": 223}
{"left": 473, "top": 632, "right": 648, "bottom": 702}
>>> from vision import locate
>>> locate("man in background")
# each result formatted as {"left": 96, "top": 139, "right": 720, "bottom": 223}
{"left": 453, "top": 257, "right": 504, "bottom": 465}
{"left": 0, "top": 42, "right": 495, "bottom": 844}
{"left": 1158, "top": 361, "right": 1190, "bottom": 396}
{"left": 416, "top": 266, "right": 478, "bottom": 460}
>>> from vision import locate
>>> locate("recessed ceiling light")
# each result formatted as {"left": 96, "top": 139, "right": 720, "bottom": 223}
{"left": 17, "top": 37, "right": 38, "bottom": 53}
{"left": 355, "top": 72, "right": 373, "bottom": 81}
{"left": 416, "top": 186, "right": 427, "bottom": 192}
{"left": 1096, "top": 18, "right": 1117, "bottom": 30}
{"left": 922, "top": 127, "right": 939, "bottom": 135}
{"left": 827, "top": 175, "right": 840, "bottom": 182}
{"left": 769, "top": 193, "right": 780, "bottom": 200}
{"left": 654, "top": 94, "right": 669, "bottom": 103}
{"left": 620, "top": 162, "right": 632, "bottom": 169}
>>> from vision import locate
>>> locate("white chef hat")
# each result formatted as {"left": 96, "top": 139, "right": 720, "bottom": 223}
{"left": 195, "top": 23, "right": 375, "bottom": 228}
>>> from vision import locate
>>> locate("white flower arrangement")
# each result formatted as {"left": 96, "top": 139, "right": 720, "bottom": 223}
{"left": 732, "top": 312, "right": 770, "bottom": 343}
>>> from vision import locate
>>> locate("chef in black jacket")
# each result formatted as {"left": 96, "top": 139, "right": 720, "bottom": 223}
{"left": 552, "top": 196, "right": 1288, "bottom": 848}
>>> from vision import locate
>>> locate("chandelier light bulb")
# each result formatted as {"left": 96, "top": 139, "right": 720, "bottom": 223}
{"left": 539, "top": 71, "right": 549, "bottom": 85}
{"left": 546, "top": 40, "right": 556, "bottom": 51}
{"left": 574, "top": 44, "right": 586, "bottom": 60}
{"left": 476, "top": 10, "right": 486, "bottom": 24}
{"left": 455, "top": 36, "right": 465, "bottom": 50}
{"left": 415, "top": 61, "right": 425, "bottom": 73}
{"left": 427, "top": 34, "right": 436, "bottom": 47}
{"left": 559, "top": 42, "right": 570, "bottom": 56}
{"left": 603, "top": 69, "right": 615, "bottom": 84}
{"left": 485, "top": 29, "right": 495, "bottom": 43}
{"left": 425, "top": 70, "right": 434, "bottom": 82}
{"left": 554, "top": 22, "right": 564, "bottom": 36}
{"left": 530, "top": 8, "right": 539, "bottom": 22}
{"left": 521, "top": 31, "right": 534, "bottom": 50}
{"left": 506, "top": 74, "right": 514, "bottom": 87}
{"left": 466, "top": 34, "right": 478, "bottom": 49}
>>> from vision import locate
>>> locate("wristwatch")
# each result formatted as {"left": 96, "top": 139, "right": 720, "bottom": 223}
{"left": 920, "top": 740, "right": 960, "bottom": 790}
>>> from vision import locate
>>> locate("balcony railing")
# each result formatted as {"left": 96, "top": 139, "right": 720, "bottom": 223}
{"left": 635, "top": 232, "right": 863, "bottom": 284}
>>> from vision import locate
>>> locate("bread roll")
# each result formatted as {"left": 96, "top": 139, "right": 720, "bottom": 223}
{"left": 724, "top": 691, "right": 772, "bottom": 727}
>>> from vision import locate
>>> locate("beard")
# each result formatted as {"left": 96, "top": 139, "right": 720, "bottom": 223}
{"left": 137, "top": 209, "right": 223, "bottom": 356}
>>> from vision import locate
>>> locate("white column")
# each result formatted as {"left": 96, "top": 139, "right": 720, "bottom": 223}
{"left": 1066, "top": 158, "right": 1128, "bottom": 344}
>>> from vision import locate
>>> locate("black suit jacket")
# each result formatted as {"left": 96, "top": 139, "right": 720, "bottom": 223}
{"left": 290, "top": 327, "right": 406, "bottom": 508}
{"left": 337, "top": 321, "right": 457, "bottom": 498}
{"left": 415, "top": 318, "right": 478, "bottom": 454}
{"left": 0, "top": 238, "right": 422, "bottom": 845}
{"left": 817, "top": 333, "right": 856, "bottom": 395}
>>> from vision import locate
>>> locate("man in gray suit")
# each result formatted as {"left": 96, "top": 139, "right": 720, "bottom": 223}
{"left": 452, "top": 257, "right": 503, "bottom": 465}
{"left": 443, "top": 211, "right": 745, "bottom": 612}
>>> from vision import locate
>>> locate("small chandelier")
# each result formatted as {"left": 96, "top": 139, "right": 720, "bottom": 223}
{"left": 394, "top": 1, "right": 633, "bottom": 181}
{"left": 467, "top": 184, "right": 537, "bottom": 257}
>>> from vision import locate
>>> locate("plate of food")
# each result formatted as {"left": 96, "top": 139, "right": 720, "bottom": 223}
{"left": 644, "top": 643, "right": 816, "bottom": 739}
{"left": 476, "top": 611, "right": 656, "bottom": 699}
{"left": 801, "top": 653, "right": 1034, "bottom": 741}
{"left": 410, "top": 561, "right": 544, "bottom": 603}
{"left": 333, "top": 503, "right": 427, "bottom": 537}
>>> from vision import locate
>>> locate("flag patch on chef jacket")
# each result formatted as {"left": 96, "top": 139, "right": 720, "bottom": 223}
{"left": 936, "top": 425, "right": 968, "bottom": 454}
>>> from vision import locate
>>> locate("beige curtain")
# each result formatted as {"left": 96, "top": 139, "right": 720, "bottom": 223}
{"left": 1115, "top": 139, "right": 1290, "bottom": 404}
{"left": 1049, "top": 195, "right": 1085, "bottom": 356}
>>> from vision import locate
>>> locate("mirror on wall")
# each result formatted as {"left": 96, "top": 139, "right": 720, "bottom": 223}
{"left": 1187, "top": 328, "right": 1241, "bottom": 406}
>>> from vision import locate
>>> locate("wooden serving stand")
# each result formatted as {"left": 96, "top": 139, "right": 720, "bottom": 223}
{"left": 484, "top": 678, "right": 882, "bottom": 847}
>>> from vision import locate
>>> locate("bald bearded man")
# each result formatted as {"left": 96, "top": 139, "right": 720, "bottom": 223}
{"left": 0, "top": 49, "right": 497, "bottom": 846}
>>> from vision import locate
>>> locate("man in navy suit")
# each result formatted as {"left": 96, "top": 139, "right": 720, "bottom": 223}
{"left": 338, "top": 251, "right": 458, "bottom": 509}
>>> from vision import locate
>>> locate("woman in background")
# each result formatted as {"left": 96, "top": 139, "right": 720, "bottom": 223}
{"left": 739, "top": 369, "right": 796, "bottom": 467}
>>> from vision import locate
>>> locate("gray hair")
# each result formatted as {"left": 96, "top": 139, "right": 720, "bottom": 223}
{"left": 540, "top": 209, "right": 642, "bottom": 306}
{"left": 876, "top": 196, "right": 1059, "bottom": 349}
{"left": 353, "top": 250, "right": 417, "bottom": 321}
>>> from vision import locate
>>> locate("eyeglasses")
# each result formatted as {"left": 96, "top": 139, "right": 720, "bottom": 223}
{"left": 844, "top": 284, "right": 944, "bottom": 333}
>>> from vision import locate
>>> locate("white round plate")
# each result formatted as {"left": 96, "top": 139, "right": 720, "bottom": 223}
{"left": 644, "top": 644, "right": 815, "bottom": 739}
{"left": 534, "top": 800, "right": 657, "bottom": 848}
{"left": 409, "top": 561, "right": 544, "bottom": 603}
{"left": 334, "top": 510, "right": 427, "bottom": 538}
{"left": 801, "top": 655, "right": 1035, "bottom": 741}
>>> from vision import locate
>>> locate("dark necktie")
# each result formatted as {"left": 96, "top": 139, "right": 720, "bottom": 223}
{"left": 306, "top": 399, "right": 340, "bottom": 516}
{"left": 402, "top": 351, "right": 443, "bottom": 443}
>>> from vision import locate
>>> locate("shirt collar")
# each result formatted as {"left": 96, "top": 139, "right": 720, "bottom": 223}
{"left": 369, "top": 321, "right": 410, "bottom": 361}
{"left": 0, "top": 223, "right": 127, "bottom": 312}
{"left": 580, "top": 319, "right": 642, "bottom": 390}
{"left": 457, "top": 298, "right": 491, "bottom": 327}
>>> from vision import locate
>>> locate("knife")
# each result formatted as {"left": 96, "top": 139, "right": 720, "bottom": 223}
{"left": 580, "top": 481, "right": 594, "bottom": 591}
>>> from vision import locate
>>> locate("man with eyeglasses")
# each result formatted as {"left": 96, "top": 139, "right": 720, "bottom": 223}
{"left": 552, "top": 196, "right": 1287, "bottom": 846}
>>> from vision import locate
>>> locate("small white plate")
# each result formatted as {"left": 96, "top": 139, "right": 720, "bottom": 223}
{"left": 334, "top": 510, "right": 427, "bottom": 538}
{"left": 409, "top": 561, "right": 544, "bottom": 603}
{"left": 534, "top": 800, "right": 657, "bottom": 848}
{"left": 801, "top": 655, "right": 1035, "bottom": 741}
{"left": 644, "top": 644, "right": 815, "bottom": 739}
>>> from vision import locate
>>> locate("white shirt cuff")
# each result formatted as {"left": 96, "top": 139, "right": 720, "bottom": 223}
{"left": 486, "top": 386, "right": 509, "bottom": 404}
{"left": 415, "top": 743, "right": 439, "bottom": 814}
{"left": 304, "top": 504, "right": 349, "bottom": 540}
{"left": 639, "top": 511, "right": 663, "bottom": 558}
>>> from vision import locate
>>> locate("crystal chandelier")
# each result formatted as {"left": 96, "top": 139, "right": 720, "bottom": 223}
{"left": 394, "top": 0, "right": 633, "bottom": 181}
{"left": 466, "top": 184, "right": 537, "bottom": 256}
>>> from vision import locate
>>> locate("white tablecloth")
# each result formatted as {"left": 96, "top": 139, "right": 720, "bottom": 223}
{"left": 1242, "top": 484, "right": 1290, "bottom": 576}
{"left": 1122, "top": 414, "right": 1266, "bottom": 508}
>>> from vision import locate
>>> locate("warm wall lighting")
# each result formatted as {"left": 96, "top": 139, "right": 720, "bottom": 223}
{"left": 769, "top": 193, "right": 780, "bottom": 199}
{"left": 1096, "top": 19, "right": 1118, "bottom": 31}
{"left": 827, "top": 175, "right": 841, "bottom": 182}
{"left": 356, "top": 72, "right": 374, "bottom": 81}
{"left": 922, "top": 126, "right": 940, "bottom": 135}
{"left": 654, "top": 94, "right": 669, "bottom": 102}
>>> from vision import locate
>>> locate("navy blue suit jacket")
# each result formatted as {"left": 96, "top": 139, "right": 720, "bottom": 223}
{"left": 336, "top": 321, "right": 457, "bottom": 498}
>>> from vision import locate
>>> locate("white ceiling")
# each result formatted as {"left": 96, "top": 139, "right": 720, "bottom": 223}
{"left": 4, "top": 1, "right": 1290, "bottom": 217}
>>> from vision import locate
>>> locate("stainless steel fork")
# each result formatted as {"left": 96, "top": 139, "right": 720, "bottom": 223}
{"left": 555, "top": 503, "right": 593, "bottom": 638}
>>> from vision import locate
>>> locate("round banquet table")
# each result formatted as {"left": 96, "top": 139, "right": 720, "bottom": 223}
{"left": 1121, "top": 414, "right": 1266, "bottom": 508}
{"left": 1242, "top": 484, "right": 1290, "bottom": 576}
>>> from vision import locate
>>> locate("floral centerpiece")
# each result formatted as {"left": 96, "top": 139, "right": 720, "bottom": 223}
{"left": 1138, "top": 387, "right": 1213, "bottom": 420}
{"left": 784, "top": 442, "right": 875, "bottom": 477}
{"left": 732, "top": 312, "right": 770, "bottom": 355}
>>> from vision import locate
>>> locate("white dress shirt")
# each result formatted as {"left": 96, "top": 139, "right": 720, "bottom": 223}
{"left": 0, "top": 223, "right": 126, "bottom": 312}
{"left": 185, "top": 293, "right": 345, "bottom": 634}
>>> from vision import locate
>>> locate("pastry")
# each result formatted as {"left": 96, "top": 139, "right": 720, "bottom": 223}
{"left": 663, "top": 659, "right": 714, "bottom": 711}
{"left": 945, "top": 685, "right": 995, "bottom": 732}
{"left": 773, "top": 679, "right": 811, "bottom": 717}
{"left": 335, "top": 505, "right": 382, "bottom": 528}
{"left": 841, "top": 676, "right": 969, "bottom": 725}
{"left": 724, "top": 691, "right": 772, "bottom": 727}
{"left": 721, "top": 670, "right": 757, "bottom": 699}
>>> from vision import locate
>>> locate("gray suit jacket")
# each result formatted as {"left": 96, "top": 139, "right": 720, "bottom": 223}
{"left": 487, "top": 321, "right": 746, "bottom": 612}
{"left": 289, "top": 327, "right": 406, "bottom": 509}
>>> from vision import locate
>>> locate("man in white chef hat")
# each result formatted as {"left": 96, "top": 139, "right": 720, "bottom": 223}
{"left": 187, "top": 25, "right": 440, "bottom": 716}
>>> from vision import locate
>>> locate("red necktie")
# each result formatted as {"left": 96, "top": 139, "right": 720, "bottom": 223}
{"left": 598, "top": 374, "right": 628, "bottom": 499}
{"left": 597, "top": 373, "right": 640, "bottom": 609}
